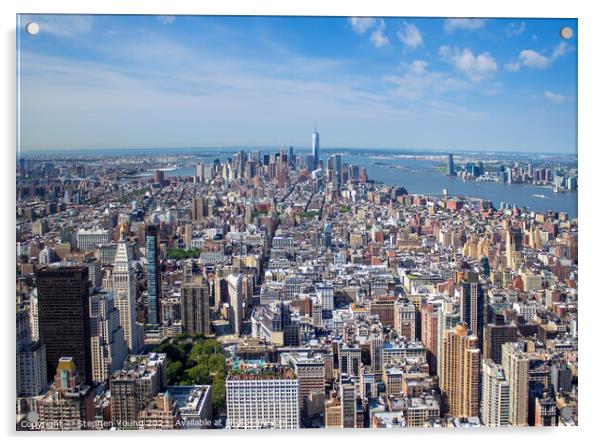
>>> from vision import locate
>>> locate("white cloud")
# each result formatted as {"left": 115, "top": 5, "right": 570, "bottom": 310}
{"left": 438, "top": 45, "right": 497, "bottom": 81}
{"left": 156, "top": 16, "right": 176, "bottom": 25}
{"left": 348, "top": 17, "right": 377, "bottom": 34}
{"left": 506, "top": 42, "right": 570, "bottom": 72}
{"left": 444, "top": 18, "right": 486, "bottom": 33}
{"left": 384, "top": 60, "right": 470, "bottom": 101}
{"left": 408, "top": 60, "right": 428, "bottom": 75}
{"left": 20, "top": 15, "right": 92, "bottom": 37}
{"left": 552, "top": 42, "right": 568, "bottom": 59}
{"left": 397, "top": 21, "right": 423, "bottom": 50}
{"left": 519, "top": 49, "right": 551, "bottom": 69}
{"left": 506, "top": 21, "right": 526, "bottom": 37}
{"left": 369, "top": 20, "right": 389, "bottom": 48}
{"left": 504, "top": 61, "right": 522, "bottom": 72}
{"left": 544, "top": 91, "right": 568, "bottom": 104}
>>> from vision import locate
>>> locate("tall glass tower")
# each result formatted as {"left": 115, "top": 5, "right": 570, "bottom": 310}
{"left": 447, "top": 153, "right": 455, "bottom": 176}
{"left": 145, "top": 225, "right": 161, "bottom": 327}
{"left": 311, "top": 125, "right": 320, "bottom": 170}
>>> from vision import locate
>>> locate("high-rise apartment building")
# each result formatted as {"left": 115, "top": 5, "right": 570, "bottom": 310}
{"left": 89, "top": 290, "right": 127, "bottom": 382}
{"left": 440, "top": 323, "right": 480, "bottom": 418}
{"left": 181, "top": 279, "right": 211, "bottom": 336}
{"left": 421, "top": 301, "right": 440, "bottom": 374}
{"left": 340, "top": 374, "right": 356, "bottom": 428}
{"left": 502, "top": 342, "right": 529, "bottom": 426}
{"left": 437, "top": 300, "right": 460, "bottom": 380}
{"left": 481, "top": 359, "right": 510, "bottom": 427}
{"left": 37, "top": 266, "right": 93, "bottom": 384}
{"left": 191, "top": 197, "right": 207, "bottom": 223}
{"left": 145, "top": 224, "right": 161, "bottom": 328}
{"left": 281, "top": 352, "right": 325, "bottom": 415}
{"left": 110, "top": 353, "right": 167, "bottom": 429}
{"left": 16, "top": 308, "right": 47, "bottom": 397}
{"left": 37, "top": 357, "right": 95, "bottom": 430}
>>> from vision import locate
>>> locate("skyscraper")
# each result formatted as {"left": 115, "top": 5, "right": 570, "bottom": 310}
{"left": 460, "top": 279, "right": 485, "bottom": 348}
{"left": 89, "top": 290, "right": 128, "bottom": 383}
{"left": 440, "top": 323, "right": 480, "bottom": 418}
{"left": 281, "top": 352, "right": 326, "bottom": 417}
{"left": 447, "top": 153, "right": 455, "bottom": 176}
{"left": 145, "top": 224, "right": 161, "bottom": 328}
{"left": 191, "top": 197, "right": 207, "bottom": 223}
{"left": 181, "top": 279, "right": 211, "bottom": 336}
{"left": 502, "top": 342, "right": 529, "bottom": 426}
{"left": 437, "top": 301, "right": 461, "bottom": 380}
{"left": 113, "top": 227, "right": 139, "bottom": 353}
{"left": 227, "top": 274, "right": 243, "bottom": 336}
{"left": 110, "top": 353, "right": 167, "bottom": 429}
{"left": 311, "top": 125, "right": 320, "bottom": 170}
{"left": 481, "top": 359, "right": 510, "bottom": 427}
{"left": 16, "top": 308, "right": 47, "bottom": 397}
{"left": 340, "top": 374, "right": 356, "bottom": 428}
{"left": 483, "top": 322, "right": 518, "bottom": 364}
{"left": 37, "top": 266, "right": 93, "bottom": 384}
{"left": 37, "top": 357, "right": 95, "bottom": 430}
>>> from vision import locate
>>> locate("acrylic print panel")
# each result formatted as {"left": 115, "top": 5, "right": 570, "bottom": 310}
{"left": 15, "top": 14, "right": 577, "bottom": 431}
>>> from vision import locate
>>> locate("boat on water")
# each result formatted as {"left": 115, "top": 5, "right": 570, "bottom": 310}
{"left": 531, "top": 194, "right": 547, "bottom": 199}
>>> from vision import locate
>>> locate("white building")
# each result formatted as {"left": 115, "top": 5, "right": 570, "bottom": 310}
{"left": 112, "top": 229, "right": 139, "bottom": 353}
{"left": 227, "top": 274, "right": 243, "bottom": 336}
{"left": 89, "top": 290, "right": 128, "bottom": 382}
{"left": 315, "top": 283, "right": 334, "bottom": 311}
{"left": 16, "top": 308, "right": 47, "bottom": 397}
{"left": 76, "top": 228, "right": 110, "bottom": 250}
{"left": 226, "top": 366, "right": 300, "bottom": 429}
{"left": 481, "top": 359, "right": 510, "bottom": 427}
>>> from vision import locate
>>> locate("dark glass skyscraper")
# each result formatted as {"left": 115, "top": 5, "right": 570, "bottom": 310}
{"left": 145, "top": 225, "right": 161, "bottom": 327}
{"left": 37, "top": 266, "right": 93, "bottom": 384}
{"left": 447, "top": 153, "right": 455, "bottom": 176}
{"left": 460, "top": 280, "right": 485, "bottom": 348}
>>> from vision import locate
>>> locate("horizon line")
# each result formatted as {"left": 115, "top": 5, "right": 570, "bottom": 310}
{"left": 18, "top": 145, "right": 578, "bottom": 157}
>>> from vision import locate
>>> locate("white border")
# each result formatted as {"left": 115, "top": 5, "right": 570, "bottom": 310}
{"left": 2, "top": 1, "right": 600, "bottom": 444}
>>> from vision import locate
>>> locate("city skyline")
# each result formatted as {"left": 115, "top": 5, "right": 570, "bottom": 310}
{"left": 18, "top": 15, "right": 576, "bottom": 153}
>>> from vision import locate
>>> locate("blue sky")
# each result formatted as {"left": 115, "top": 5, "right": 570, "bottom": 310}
{"left": 17, "top": 15, "right": 577, "bottom": 153}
